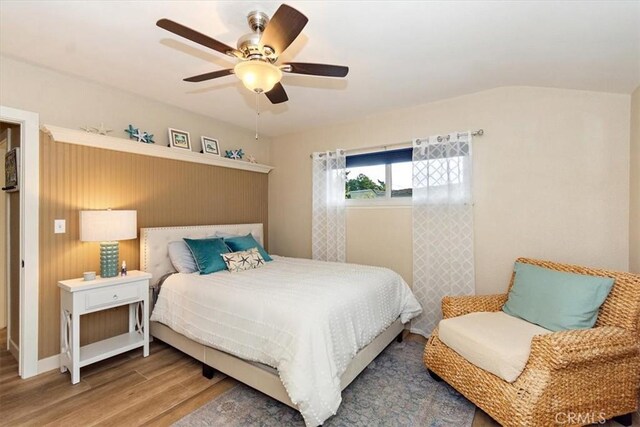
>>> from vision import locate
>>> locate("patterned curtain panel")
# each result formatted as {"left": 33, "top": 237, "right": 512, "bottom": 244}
{"left": 312, "top": 150, "right": 347, "bottom": 262}
{"left": 411, "top": 132, "right": 475, "bottom": 337}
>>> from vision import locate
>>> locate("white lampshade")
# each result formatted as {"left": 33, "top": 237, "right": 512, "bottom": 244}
{"left": 80, "top": 210, "right": 137, "bottom": 242}
{"left": 234, "top": 60, "right": 282, "bottom": 93}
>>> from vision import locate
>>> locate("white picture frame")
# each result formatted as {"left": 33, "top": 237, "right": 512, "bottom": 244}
{"left": 168, "top": 128, "right": 191, "bottom": 150}
{"left": 201, "top": 136, "right": 220, "bottom": 156}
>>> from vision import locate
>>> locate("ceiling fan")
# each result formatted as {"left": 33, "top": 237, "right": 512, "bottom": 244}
{"left": 157, "top": 4, "right": 349, "bottom": 104}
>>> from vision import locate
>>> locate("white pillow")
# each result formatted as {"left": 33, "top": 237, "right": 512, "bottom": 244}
{"left": 168, "top": 241, "right": 198, "bottom": 274}
{"left": 221, "top": 247, "right": 265, "bottom": 273}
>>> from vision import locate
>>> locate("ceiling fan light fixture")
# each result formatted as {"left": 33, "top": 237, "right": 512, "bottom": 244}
{"left": 234, "top": 60, "right": 282, "bottom": 93}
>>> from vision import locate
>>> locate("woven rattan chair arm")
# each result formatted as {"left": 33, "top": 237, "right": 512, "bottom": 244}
{"left": 529, "top": 326, "right": 638, "bottom": 369}
{"left": 441, "top": 294, "right": 508, "bottom": 318}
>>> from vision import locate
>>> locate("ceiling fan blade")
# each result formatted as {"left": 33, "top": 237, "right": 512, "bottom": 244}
{"left": 183, "top": 69, "right": 234, "bottom": 82}
{"left": 260, "top": 4, "right": 308, "bottom": 56}
{"left": 265, "top": 82, "right": 289, "bottom": 104}
{"left": 282, "top": 62, "right": 349, "bottom": 78}
{"left": 157, "top": 18, "right": 237, "bottom": 56}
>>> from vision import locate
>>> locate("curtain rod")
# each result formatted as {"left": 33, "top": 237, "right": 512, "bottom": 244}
{"left": 310, "top": 129, "right": 484, "bottom": 158}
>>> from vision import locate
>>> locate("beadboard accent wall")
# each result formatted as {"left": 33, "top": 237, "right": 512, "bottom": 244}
{"left": 39, "top": 131, "right": 269, "bottom": 358}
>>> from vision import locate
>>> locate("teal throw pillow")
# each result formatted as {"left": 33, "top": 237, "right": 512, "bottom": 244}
{"left": 502, "top": 262, "right": 614, "bottom": 331}
{"left": 224, "top": 234, "right": 272, "bottom": 262}
{"left": 183, "top": 237, "right": 230, "bottom": 274}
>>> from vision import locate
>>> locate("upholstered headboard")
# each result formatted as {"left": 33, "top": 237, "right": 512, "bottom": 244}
{"left": 140, "top": 223, "right": 264, "bottom": 286}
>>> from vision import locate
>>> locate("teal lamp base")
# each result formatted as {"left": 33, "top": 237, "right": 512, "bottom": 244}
{"left": 100, "top": 241, "right": 119, "bottom": 278}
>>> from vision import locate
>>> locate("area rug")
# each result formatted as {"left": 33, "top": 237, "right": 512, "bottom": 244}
{"left": 174, "top": 340, "right": 475, "bottom": 426}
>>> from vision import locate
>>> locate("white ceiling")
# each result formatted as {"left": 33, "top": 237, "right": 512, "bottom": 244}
{"left": 1, "top": 1, "right": 639, "bottom": 137}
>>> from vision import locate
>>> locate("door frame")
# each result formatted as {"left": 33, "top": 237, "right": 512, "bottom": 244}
{"left": 0, "top": 106, "right": 39, "bottom": 378}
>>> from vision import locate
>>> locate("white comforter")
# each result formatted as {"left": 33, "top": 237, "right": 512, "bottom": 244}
{"left": 150, "top": 256, "right": 422, "bottom": 426}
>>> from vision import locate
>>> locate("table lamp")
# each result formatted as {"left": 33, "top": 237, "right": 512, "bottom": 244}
{"left": 80, "top": 210, "right": 137, "bottom": 278}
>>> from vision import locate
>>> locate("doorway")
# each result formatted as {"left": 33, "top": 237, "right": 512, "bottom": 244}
{"left": 0, "top": 105, "right": 39, "bottom": 379}
{"left": 0, "top": 122, "right": 19, "bottom": 365}
{"left": 0, "top": 129, "right": 6, "bottom": 334}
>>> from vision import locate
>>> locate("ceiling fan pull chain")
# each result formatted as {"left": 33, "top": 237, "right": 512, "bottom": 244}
{"left": 255, "top": 91, "right": 260, "bottom": 140}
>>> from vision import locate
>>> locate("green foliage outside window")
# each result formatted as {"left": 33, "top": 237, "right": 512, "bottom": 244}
{"left": 345, "top": 172, "right": 386, "bottom": 199}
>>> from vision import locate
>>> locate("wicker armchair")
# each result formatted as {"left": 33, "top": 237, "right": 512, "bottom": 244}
{"left": 423, "top": 258, "right": 640, "bottom": 427}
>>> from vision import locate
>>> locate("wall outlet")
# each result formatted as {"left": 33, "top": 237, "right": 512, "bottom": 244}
{"left": 54, "top": 219, "right": 66, "bottom": 234}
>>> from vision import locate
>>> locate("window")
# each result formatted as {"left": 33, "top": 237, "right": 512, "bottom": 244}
{"left": 345, "top": 148, "right": 413, "bottom": 201}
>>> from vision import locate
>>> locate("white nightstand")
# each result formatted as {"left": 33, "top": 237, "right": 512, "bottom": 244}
{"left": 58, "top": 270, "right": 152, "bottom": 384}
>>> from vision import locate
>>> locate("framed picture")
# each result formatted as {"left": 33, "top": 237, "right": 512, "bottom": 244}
{"left": 3, "top": 148, "right": 19, "bottom": 192}
{"left": 168, "top": 128, "right": 191, "bottom": 150}
{"left": 201, "top": 136, "right": 220, "bottom": 156}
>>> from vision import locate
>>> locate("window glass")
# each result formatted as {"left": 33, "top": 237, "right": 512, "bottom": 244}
{"left": 345, "top": 165, "right": 386, "bottom": 199}
{"left": 391, "top": 161, "right": 412, "bottom": 197}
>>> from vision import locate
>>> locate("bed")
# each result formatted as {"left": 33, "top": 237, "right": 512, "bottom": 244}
{"left": 141, "top": 223, "right": 422, "bottom": 426}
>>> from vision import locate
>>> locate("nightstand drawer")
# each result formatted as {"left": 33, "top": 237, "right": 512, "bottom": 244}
{"left": 85, "top": 283, "right": 140, "bottom": 310}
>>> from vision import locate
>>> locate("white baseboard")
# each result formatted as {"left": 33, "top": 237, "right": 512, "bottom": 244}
{"left": 5, "top": 340, "right": 61, "bottom": 375}
{"left": 38, "top": 353, "right": 60, "bottom": 374}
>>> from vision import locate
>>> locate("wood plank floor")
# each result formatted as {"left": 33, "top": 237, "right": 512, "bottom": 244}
{"left": 0, "top": 328, "right": 238, "bottom": 426}
{"left": 1, "top": 328, "right": 633, "bottom": 426}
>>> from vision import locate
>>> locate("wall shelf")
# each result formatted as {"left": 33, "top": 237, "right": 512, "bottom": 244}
{"left": 41, "top": 124, "right": 274, "bottom": 174}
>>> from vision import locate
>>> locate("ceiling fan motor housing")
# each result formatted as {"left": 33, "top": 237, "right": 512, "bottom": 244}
{"left": 247, "top": 10, "right": 269, "bottom": 32}
{"left": 238, "top": 11, "right": 276, "bottom": 60}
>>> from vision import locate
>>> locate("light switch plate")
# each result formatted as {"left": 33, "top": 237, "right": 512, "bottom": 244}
{"left": 54, "top": 219, "right": 66, "bottom": 234}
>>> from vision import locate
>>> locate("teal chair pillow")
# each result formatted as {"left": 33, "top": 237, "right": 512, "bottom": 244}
{"left": 224, "top": 234, "right": 272, "bottom": 262}
{"left": 183, "top": 237, "right": 230, "bottom": 274}
{"left": 502, "top": 262, "right": 614, "bottom": 331}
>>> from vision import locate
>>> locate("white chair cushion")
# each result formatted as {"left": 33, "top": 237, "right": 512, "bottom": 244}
{"left": 438, "top": 311, "right": 552, "bottom": 383}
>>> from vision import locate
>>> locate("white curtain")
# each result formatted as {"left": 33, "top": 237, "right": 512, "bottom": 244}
{"left": 312, "top": 150, "right": 347, "bottom": 262}
{"left": 411, "top": 132, "right": 475, "bottom": 337}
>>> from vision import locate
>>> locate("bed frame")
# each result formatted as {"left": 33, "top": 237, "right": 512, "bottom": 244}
{"left": 140, "top": 223, "right": 404, "bottom": 409}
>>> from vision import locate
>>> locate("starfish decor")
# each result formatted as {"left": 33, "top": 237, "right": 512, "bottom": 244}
{"left": 124, "top": 124, "right": 154, "bottom": 143}
{"left": 132, "top": 129, "right": 146, "bottom": 142}
{"left": 81, "top": 123, "right": 113, "bottom": 135}
{"left": 91, "top": 123, "right": 113, "bottom": 135}
{"left": 224, "top": 149, "right": 244, "bottom": 160}
{"left": 125, "top": 124, "right": 138, "bottom": 138}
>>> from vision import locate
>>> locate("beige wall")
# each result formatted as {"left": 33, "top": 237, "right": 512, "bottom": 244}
{"left": 346, "top": 206, "right": 413, "bottom": 288}
{"left": 0, "top": 55, "right": 271, "bottom": 163}
{"left": 269, "top": 87, "right": 631, "bottom": 295}
{"left": 631, "top": 86, "right": 640, "bottom": 273}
